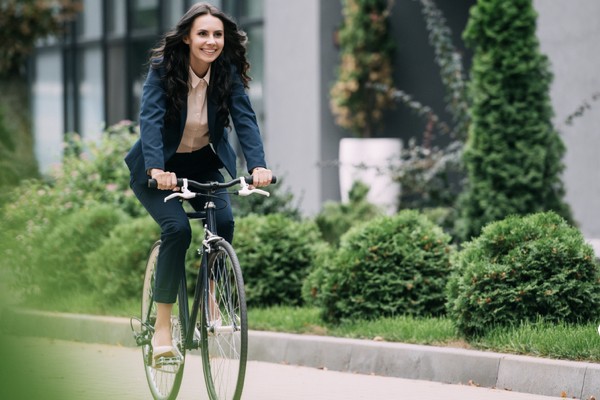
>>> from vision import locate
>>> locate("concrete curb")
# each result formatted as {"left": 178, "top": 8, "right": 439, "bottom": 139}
{"left": 4, "top": 309, "right": 599, "bottom": 399}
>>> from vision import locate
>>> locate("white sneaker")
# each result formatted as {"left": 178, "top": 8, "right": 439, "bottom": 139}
{"left": 151, "top": 335, "right": 175, "bottom": 359}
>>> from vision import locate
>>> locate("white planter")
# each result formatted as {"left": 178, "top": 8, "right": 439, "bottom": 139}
{"left": 339, "top": 137, "right": 402, "bottom": 215}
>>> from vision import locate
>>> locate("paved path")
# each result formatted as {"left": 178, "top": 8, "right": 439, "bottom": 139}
{"left": 1, "top": 337, "right": 563, "bottom": 400}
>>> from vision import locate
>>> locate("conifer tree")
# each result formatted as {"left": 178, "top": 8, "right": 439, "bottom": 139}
{"left": 456, "top": 0, "right": 571, "bottom": 240}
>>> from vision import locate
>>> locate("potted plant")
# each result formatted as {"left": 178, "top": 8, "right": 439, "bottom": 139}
{"left": 330, "top": 0, "right": 400, "bottom": 214}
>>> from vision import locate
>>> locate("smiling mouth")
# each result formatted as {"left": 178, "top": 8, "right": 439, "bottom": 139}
{"left": 202, "top": 49, "right": 217, "bottom": 54}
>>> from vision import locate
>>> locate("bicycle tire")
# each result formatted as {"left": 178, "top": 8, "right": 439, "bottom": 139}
{"left": 199, "top": 239, "right": 248, "bottom": 400}
{"left": 141, "top": 240, "right": 186, "bottom": 400}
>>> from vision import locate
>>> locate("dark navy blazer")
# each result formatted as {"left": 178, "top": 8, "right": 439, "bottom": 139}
{"left": 125, "top": 63, "right": 266, "bottom": 184}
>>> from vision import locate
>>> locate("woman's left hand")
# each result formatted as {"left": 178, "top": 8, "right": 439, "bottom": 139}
{"left": 251, "top": 167, "right": 272, "bottom": 188}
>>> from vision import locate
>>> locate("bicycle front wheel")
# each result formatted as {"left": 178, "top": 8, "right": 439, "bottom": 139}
{"left": 199, "top": 239, "right": 248, "bottom": 400}
{"left": 141, "top": 240, "right": 185, "bottom": 400}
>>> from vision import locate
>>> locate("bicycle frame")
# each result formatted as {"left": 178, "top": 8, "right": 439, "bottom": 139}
{"left": 179, "top": 198, "right": 220, "bottom": 351}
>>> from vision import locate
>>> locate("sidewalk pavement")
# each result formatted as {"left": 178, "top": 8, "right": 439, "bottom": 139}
{"left": 4, "top": 308, "right": 599, "bottom": 400}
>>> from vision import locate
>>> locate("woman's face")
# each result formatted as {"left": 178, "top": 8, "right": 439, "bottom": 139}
{"left": 183, "top": 14, "right": 225, "bottom": 71}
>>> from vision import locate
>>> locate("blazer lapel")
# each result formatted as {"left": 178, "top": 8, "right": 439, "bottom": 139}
{"left": 207, "top": 96, "right": 219, "bottom": 145}
{"left": 179, "top": 104, "right": 188, "bottom": 136}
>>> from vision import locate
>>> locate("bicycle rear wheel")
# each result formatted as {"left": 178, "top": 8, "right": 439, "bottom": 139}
{"left": 141, "top": 241, "right": 185, "bottom": 400}
{"left": 199, "top": 239, "right": 248, "bottom": 400}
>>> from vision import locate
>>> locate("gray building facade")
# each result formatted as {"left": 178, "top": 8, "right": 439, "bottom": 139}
{"left": 534, "top": 0, "right": 600, "bottom": 239}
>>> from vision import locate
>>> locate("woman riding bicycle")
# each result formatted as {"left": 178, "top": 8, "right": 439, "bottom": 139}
{"left": 124, "top": 2, "right": 272, "bottom": 361}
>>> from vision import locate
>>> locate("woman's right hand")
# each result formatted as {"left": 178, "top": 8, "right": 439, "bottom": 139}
{"left": 150, "top": 169, "right": 179, "bottom": 191}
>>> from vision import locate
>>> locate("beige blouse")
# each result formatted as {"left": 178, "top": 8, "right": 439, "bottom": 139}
{"left": 176, "top": 66, "right": 211, "bottom": 153}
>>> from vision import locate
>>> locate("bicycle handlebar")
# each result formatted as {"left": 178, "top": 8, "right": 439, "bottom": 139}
{"left": 147, "top": 175, "right": 277, "bottom": 190}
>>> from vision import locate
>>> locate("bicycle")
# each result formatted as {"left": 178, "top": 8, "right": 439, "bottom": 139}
{"left": 131, "top": 175, "right": 275, "bottom": 400}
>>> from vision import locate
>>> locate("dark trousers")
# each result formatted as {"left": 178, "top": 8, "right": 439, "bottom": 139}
{"left": 131, "top": 146, "right": 234, "bottom": 304}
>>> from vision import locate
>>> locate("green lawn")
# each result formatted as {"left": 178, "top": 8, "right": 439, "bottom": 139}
{"left": 18, "top": 292, "right": 600, "bottom": 363}
{"left": 248, "top": 306, "right": 600, "bottom": 363}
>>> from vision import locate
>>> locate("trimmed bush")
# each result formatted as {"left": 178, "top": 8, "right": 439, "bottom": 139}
{"left": 29, "top": 203, "right": 128, "bottom": 298}
{"left": 301, "top": 245, "right": 340, "bottom": 311}
{"left": 234, "top": 213, "right": 325, "bottom": 307}
{"left": 309, "top": 210, "right": 453, "bottom": 323}
{"left": 86, "top": 216, "right": 160, "bottom": 306}
{"left": 447, "top": 211, "right": 600, "bottom": 337}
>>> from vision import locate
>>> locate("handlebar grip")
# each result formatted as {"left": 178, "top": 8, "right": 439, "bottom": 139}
{"left": 147, "top": 178, "right": 185, "bottom": 188}
{"left": 245, "top": 175, "right": 277, "bottom": 185}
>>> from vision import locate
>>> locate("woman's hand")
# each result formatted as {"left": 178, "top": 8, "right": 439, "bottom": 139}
{"left": 150, "top": 169, "right": 179, "bottom": 191}
{"left": 251, "top": 167, "right": 272, "bottom": 188}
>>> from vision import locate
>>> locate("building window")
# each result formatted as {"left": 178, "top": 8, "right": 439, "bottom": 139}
{"left": 132, "top": 0, "right": 160, "bottom": 32}
{"left": 164, "top": 0, "right": 185, "bottom": 29}
{"left": 78, "top": 46, "right": 104, "bottom": 140}
{"left": 240, "top": 0, "right": 263, "bottom": 19}
{"left": 237, "top": 0, "right": 265, "bottom": 132}
{"left": 245, "top": 24, "right": 264, "bottom": 129}
{"left": 106, "top": 43, "right": 127, "bottom": 124}
{"left": 33, "top": 50, "right": 64, "bottom": 172}
{"left": 78, "top": 0, "right": 103, "bottom": 40}
{"left": 130, "top": 38, "right": 158, "bottom": 120}
{"left": 106, "top": 0, "right": 126, "bottom": 36}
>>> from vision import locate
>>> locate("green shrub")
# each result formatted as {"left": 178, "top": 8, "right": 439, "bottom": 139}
{"left": 57, "top": 122, "right": 144, "bottom": 218}
{"left": 447, "top": 211, "right": 600, "bottom": 337}
{"left": 0, "top": 122, "right": 144, "bottom": 300}
{"left": 85, "top": 216, "right": 160, "bottom": 306}
{"left": 312, "top": 210, "right": 453, "bottom": 323}
{"left": 315, "top": 181, "right": 382, "bottom": 246}
{"left": 0, "top": 178, "right": 113, "bottom": 300}
{"left": 28, "top": 203, "right": 128, "bottom": 299}
{"left": 0, "top": 108, "right": 21, "bottom": 191}
{"left": 456, "top": 0, "right": 571, "bottom": 240}
{"left": 0, "top": 79, "right": 38, "bottom": 204}
{"left": 1, "top": 181, "right": 78, "bottom": 299}
{"left": 301, "top": 245, "right": 337, "bottom": 308}
{"left": 234, "top": 213, "right": 325, "bottom": 307}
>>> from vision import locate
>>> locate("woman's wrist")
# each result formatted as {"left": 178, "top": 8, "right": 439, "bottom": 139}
{"left": 148, "top": 168, "right": 163, "bottom": 178}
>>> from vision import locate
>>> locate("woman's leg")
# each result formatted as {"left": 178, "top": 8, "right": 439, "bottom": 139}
{"left": 154, "top": 303, "right": 174, "bottom": 348}
{"left": 131, "top": 181, "right": 192, "bottom": 348}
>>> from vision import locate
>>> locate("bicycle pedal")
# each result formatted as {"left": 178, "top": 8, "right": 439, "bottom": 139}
{"left": 210, "top": 324, "right": 237, "bottom": 335}
{"left": 134, "top": 333, "right": 151, "bottom": 346}
{"left": 130, "top": 317, "right": 152, "bottom": 346}
{"left": 153, "top": 356, "right": 184, "bottom": 370}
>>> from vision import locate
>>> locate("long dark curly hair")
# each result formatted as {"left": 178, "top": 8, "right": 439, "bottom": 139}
{"left": 149, "top": 2, "right": 250, "bottom": 128}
